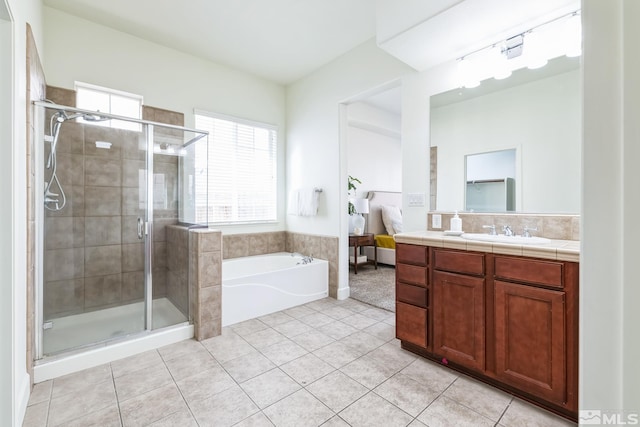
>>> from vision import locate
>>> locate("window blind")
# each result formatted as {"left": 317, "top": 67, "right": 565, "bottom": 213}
{"left": 195, "top": 111, "right": 277, "bottom": 224}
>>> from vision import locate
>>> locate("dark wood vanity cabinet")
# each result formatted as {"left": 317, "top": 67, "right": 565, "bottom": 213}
{"left": 493, "top": 255, "right": 579, "bottom": 410}
{"left": 395, "top": 243, "right": 579, "bottom": 420}
{"left": 494, "top": 280, "right": 566, "bottom": 402}
{"left": 395, "top": 244, "right": 429, "bottom": 349}
{"left": 433, "top": 270, "right": 485, "bottom": 372}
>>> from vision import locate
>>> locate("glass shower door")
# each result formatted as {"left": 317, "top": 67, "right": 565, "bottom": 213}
{"left": 36, "top": 102, "right": 206, "bottom": 359}
{"left": 40, "top": 110, "right": 150, "bottom": 356}
{"left": 150, "top": 124, "right": 190, "bottom": 329}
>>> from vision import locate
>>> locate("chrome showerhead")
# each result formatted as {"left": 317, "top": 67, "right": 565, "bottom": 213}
{"left": 57, "top": 110, "right": 110, "bottom": 123}
{"left": 81, "top": 113, "right": 110, "bottom": 122}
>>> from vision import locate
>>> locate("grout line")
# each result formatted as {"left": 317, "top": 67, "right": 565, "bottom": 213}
{"left": 157, "top": 344, "right": 202, "bottom": 426}
{"left": 495, "top": 396, "right": 515, "bottom": 427}
{"left": 109, "top": 364, "right": 125, "bottom": 427}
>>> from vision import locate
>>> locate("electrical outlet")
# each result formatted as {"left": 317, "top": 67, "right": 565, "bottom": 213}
{"left": 432, "top": 214, "right": 442, "bottom": 229}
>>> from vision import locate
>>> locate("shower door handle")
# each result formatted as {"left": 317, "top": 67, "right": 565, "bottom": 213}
{"left": 137, "top": 217, "right": 145, "bottom": 240}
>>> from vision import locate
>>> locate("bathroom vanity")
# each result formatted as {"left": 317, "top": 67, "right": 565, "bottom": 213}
{"left": 394, "top": 231, "right": 579, "bottom": 421}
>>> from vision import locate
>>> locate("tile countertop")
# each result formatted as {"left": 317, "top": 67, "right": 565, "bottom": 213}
{"left": 394, "top": 230, "right": 580, "bottom": 263}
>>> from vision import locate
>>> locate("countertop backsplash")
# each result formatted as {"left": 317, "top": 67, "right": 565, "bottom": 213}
{"left": 428, "top": 212, "right": 580, "bottom": 241}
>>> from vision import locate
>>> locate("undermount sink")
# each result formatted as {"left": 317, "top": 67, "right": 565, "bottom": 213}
{"left": 461, "top": 233, "right": 551, "bottom": 245}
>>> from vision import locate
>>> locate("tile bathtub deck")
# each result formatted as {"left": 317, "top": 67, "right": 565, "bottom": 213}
{"left": 23, "top": 298, "right": 577, "bottom": 427}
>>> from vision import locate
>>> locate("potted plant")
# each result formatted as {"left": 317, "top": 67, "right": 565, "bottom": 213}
{"left": 348, "top": 175, "right": 361, "bottom": 215}
{"left": 348, "top": 175, "right": 368, "bottom": 235}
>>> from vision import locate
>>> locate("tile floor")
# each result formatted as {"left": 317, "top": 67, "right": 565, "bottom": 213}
{"left": 23, "top": 297, "right": 577, "bottom": 427}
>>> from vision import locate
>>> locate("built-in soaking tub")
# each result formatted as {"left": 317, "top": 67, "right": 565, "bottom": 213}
{"left": 222, "top": 252, "right": 329, "bottom": 326}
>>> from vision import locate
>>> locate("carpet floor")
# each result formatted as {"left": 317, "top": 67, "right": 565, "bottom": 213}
{"left": 348, "top": 263, "right": 396, "bottom": 312}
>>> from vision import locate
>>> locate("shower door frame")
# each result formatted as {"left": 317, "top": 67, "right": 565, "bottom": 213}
{"left": 33, "top": 101, "right": 206, "bottom": 360}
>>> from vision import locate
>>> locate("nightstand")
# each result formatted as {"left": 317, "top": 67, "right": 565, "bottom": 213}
{"left": 349, "top": 233, "right": 377, "bottom": 274}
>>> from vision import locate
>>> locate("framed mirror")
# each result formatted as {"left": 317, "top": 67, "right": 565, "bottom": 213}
{"left": 430, "top": 55, "right": 581, "bottom": 214}
{"left": 465, "top": 149, "right": 516, "bottom": 212}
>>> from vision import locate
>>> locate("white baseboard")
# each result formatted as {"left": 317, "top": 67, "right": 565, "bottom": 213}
{"left": 337, "top": 286, "right": 350, "bottom": 300}
{"left": 16, "top": 371, "right": 30, "bottom": 427}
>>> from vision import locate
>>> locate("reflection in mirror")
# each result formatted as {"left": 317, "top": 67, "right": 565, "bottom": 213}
{"left": 430, "top": 56, "right": 580, "bottom": 214}
{"left": 465, "top": 149, "right": 515, "bottom": 212}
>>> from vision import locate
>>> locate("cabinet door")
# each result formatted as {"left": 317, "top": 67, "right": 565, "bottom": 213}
{"left": 433, "top": 271, "right": 485, "bottom": 371}
{"left": 494, "top": 280, "right": 566, "bottom": 403}
{"left": 396, "top": 301, "right": 427, "bottom": 348}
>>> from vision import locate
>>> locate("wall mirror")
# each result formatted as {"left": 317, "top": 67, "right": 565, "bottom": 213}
{"left": 465, "top": 149, "right": 516, "bottom": 212}
{"left": 430, "top": 55, "right": 581, "bottom": 214}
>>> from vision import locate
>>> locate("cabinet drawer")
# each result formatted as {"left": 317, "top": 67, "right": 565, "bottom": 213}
{"left": 433, "top": 249, "right": 484, "bottom": 276}
{"left": 397, "top": 263, "right": 427, "bottom": 287}
{"left": 397, "top": 244, "right": 428, "bottom": 266}
{"left": 494, "top": 256, "right": 564, "bottom": 288}
{"left": 396, "top": 301, "right": 427, "bottom": 348}
{"left": 397, "top": 282, "right": 427, "bottom": 308}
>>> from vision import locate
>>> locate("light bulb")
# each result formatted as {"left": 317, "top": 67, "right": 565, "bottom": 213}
{"left": 491, "top": 46, "right": 512, "bottom": 80}
{"left": 564, "top": 13, "right": 582, "bottom": 57}
{"left": 524, "top": 30, "right": 548, "bottom": 70}
{"left": 458, "top": 57, "right": 480, "bottom": 89}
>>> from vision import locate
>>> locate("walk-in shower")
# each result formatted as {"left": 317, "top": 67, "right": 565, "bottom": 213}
{"left": 33, "top": 101, "right": 208, "bottom": 365}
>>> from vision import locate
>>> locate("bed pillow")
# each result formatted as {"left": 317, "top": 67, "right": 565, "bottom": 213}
{"left": 381, "top": 205, "right": 402, "bottom": 235}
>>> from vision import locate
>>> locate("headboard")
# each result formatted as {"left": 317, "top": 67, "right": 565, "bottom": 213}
{"left": 366, "top": 191, "right": 402, "bottom": 235}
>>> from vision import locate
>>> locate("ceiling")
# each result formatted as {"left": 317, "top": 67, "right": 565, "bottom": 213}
{"left": 43, "top": 0, "right": 377, "bottom": 85}
{"left": 42, "top": 0, "right": 579, "bottom": 113}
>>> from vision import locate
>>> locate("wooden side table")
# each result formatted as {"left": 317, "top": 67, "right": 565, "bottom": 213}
{"left": 349, "top": 233, "right": 377, "bottom": 274}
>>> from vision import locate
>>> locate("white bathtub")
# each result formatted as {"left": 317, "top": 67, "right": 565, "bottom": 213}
{"left": 222, "top": 252, "right": 329, "bottom": 326}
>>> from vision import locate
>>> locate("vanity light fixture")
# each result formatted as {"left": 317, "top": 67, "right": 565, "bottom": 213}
{"left": 455, "top": 10, "right": 581, "bottom": 88}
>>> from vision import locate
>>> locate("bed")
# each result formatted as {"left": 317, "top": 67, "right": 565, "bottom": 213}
{"left": 362, "top": 191, "right": 402, "bottom": 266}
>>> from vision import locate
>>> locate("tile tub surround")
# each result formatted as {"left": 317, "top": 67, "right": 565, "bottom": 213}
{"left": 189, "top": 228, "right": 223, "bottom": 340}
{"left": 428, "top": 212, "right": 580, "bottom": 241}
{"left": 166, "top": 225, "right": 223, "bottom": 341}
{"left": 21, "top": 297, "right": 576, "bottom": 427}
{"left": 223, "top": 231, "right": 339, "bottom": 298}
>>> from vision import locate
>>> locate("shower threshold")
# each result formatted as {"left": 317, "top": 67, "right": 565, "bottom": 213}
{"left": 34, "top": 297, "right": 193, "bottom": 382}
{"left": 43, "top": 297, "right": 188, "bottom": 356}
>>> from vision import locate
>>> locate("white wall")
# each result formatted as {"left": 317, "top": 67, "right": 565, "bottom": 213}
{"left": 431, "top": 69, "right": 580, "bottom": 213}
{"left": 43, "top": 7, "right": 287, "bottom": 234}
{"left": 582, "top": 0, "right": 640, "bottom": 415}
{"left": 286, "top": 39, "right": 413, "bottom": 298}
{"left": 347, "top": 102, "right": 401, "bottom": 195}
{"left": 2, "top": 0, "right": 43, "bottom": 425}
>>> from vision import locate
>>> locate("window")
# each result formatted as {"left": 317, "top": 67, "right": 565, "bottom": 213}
{"left": 75, "top": 82, "right": 143, "bottom": 131}
{"left": 195, "top": 110, "right": 277, "bottom": 224}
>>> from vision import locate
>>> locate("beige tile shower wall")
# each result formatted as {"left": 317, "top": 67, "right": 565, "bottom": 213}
{"left": 189, "top": 228, "right": 222, "bottom": 340}
{"left": 27, "top": 23, "right": 47, "bottom": 386}
{"left": 427, "top": 212, "right": 581, "bottom": 241}
{"left": 42, "top": 87, "right": 187, "bottom": 317}
{"left": 166, "top": 225, "right": 189, "bottom": 316}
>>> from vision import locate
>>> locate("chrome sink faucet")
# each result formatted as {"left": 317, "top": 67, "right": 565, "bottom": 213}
{"left": 523, "top": 226, "right": 538, "bottom": 238}
{"left": 482, "top": 225, "right": 497, "bottom": 236}
{"left": 503, "top": 225, "right": 514, "bottom": 236}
